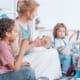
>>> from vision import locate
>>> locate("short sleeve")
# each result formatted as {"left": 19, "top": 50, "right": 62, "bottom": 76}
{"left": 0, "top": 47, "right": 14, "bottom": 66}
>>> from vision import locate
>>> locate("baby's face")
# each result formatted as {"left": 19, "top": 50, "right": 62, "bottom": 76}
{"left": 56, "top": 27, "right": 66, "bottom": 38}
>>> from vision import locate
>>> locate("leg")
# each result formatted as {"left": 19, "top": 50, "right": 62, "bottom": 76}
{"left": 22, "top": 66, "right": 36, "bottom": 80}
{"left": 1, "top": 66, "right": 36, "bottom": 80}
{"left": 60, "top": 54, "right": 71, "bottom": 74}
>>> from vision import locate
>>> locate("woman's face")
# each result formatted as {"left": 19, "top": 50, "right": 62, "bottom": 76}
{"left": 56, "top": 27, "right": 66, "bottom": 38}
{"left": 25, "top": 8, "right": 37, "bottom": 20}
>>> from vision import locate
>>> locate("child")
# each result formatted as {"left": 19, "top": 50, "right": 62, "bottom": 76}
{"left": 52, "top": 23, "right": 72, "bottom": 76}
{"left": 0, "top": 18, "right": 36, "bottom": 80}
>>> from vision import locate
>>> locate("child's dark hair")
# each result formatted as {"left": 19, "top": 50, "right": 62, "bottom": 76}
{"left": 53, "top": 23, "right": 68, "bottom": 38}
{"left": 0, "top": 18, "right": 15, "bottom": 39}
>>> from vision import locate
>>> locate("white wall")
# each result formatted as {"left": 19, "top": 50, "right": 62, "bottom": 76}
{"left": 0, "top": 0, "right": 16, "bottom": 11}
{"left": 0, "top": 0, "right": 80, "bottom": 30}
{"left": 38, "top": 0, "right": 80, "bottom": 30}
{"left": 0, "top": 0, "right": 16, "bottom": 19}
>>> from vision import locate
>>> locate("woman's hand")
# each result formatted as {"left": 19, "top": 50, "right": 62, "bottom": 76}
{"left": 34, "top": 39, "right": 46, "bottom": 47}
{"left": 33, "top": 38, "right": 42, "bottom": 47}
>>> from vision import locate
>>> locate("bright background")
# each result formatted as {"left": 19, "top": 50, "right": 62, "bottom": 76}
{"left": 0, "top": 0, "right": 80, "bottom": 30}
{"left": 37, "top": 0, "right": 80, "bottom": 30}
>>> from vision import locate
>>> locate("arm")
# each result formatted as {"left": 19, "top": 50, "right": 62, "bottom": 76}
{"left": 7, "top": 40, "right": 28, "bottom": 71}
{"left": 20, "top": 39, "right": 37, "bottom": 51}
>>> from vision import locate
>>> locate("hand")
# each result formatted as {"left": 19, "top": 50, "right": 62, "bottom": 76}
{"left": 22, "top": 61, "right": 30, "bottom": 66}
{"left": 57, "top": 46, "right": 64, "bottom": 51}
{"left": 40, "top": 39, "right": 46, "bottom": 46}
{"left": 34, "top": 38, "right": 42, "bottom": 47}
{"left": 35, "top": 39, "right": 46, "bottom": 47}
{"left": 62, "top": 48, "right": 71, "bottom": 54}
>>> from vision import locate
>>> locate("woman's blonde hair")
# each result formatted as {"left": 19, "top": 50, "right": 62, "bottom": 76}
{"left": 53, "top": 23, "right": 68, "bottom": 38}
{"left": 17, "top": 0, "right": 39, "bottom": 15}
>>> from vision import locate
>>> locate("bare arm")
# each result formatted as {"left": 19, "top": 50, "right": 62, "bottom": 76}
{"left": 7, "top": 40, "right": 28, "bottom": 71}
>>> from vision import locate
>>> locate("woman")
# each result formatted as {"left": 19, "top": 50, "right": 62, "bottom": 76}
{"left": 11, "top": 0, "right": 62, "bottom": 79}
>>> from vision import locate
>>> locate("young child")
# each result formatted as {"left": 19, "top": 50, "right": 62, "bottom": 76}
{"left": 52, "top": 23, "right": 72, "bottom": 76}
{"left": 0, "top": 18, "right": 36, "bottom": 80}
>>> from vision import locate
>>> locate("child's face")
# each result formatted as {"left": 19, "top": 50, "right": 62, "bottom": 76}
{"left": 56, "top": 27, "right": 66, "bottom": 38}
{"left": 10, "top": 25, "right": 18, "bottom": 42}
{"left": 7, "top": 25, "right": 18, "bottom": 42}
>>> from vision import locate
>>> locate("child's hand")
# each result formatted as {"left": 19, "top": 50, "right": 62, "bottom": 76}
{"left": 22, "top": 61, "right": 30, "bottom": 66}
{"left": 20, "top": 40, "right": 29, "bottom": 54}
{"left": 62, "top": 48, "right": 71, "bottom": 54}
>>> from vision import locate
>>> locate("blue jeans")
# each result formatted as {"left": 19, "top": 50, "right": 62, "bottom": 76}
{"left": 59, "top": 54, "right": 72, "bottom": 74}
{"left": 0, "top": 66, "right": 36, "bottom": 80}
